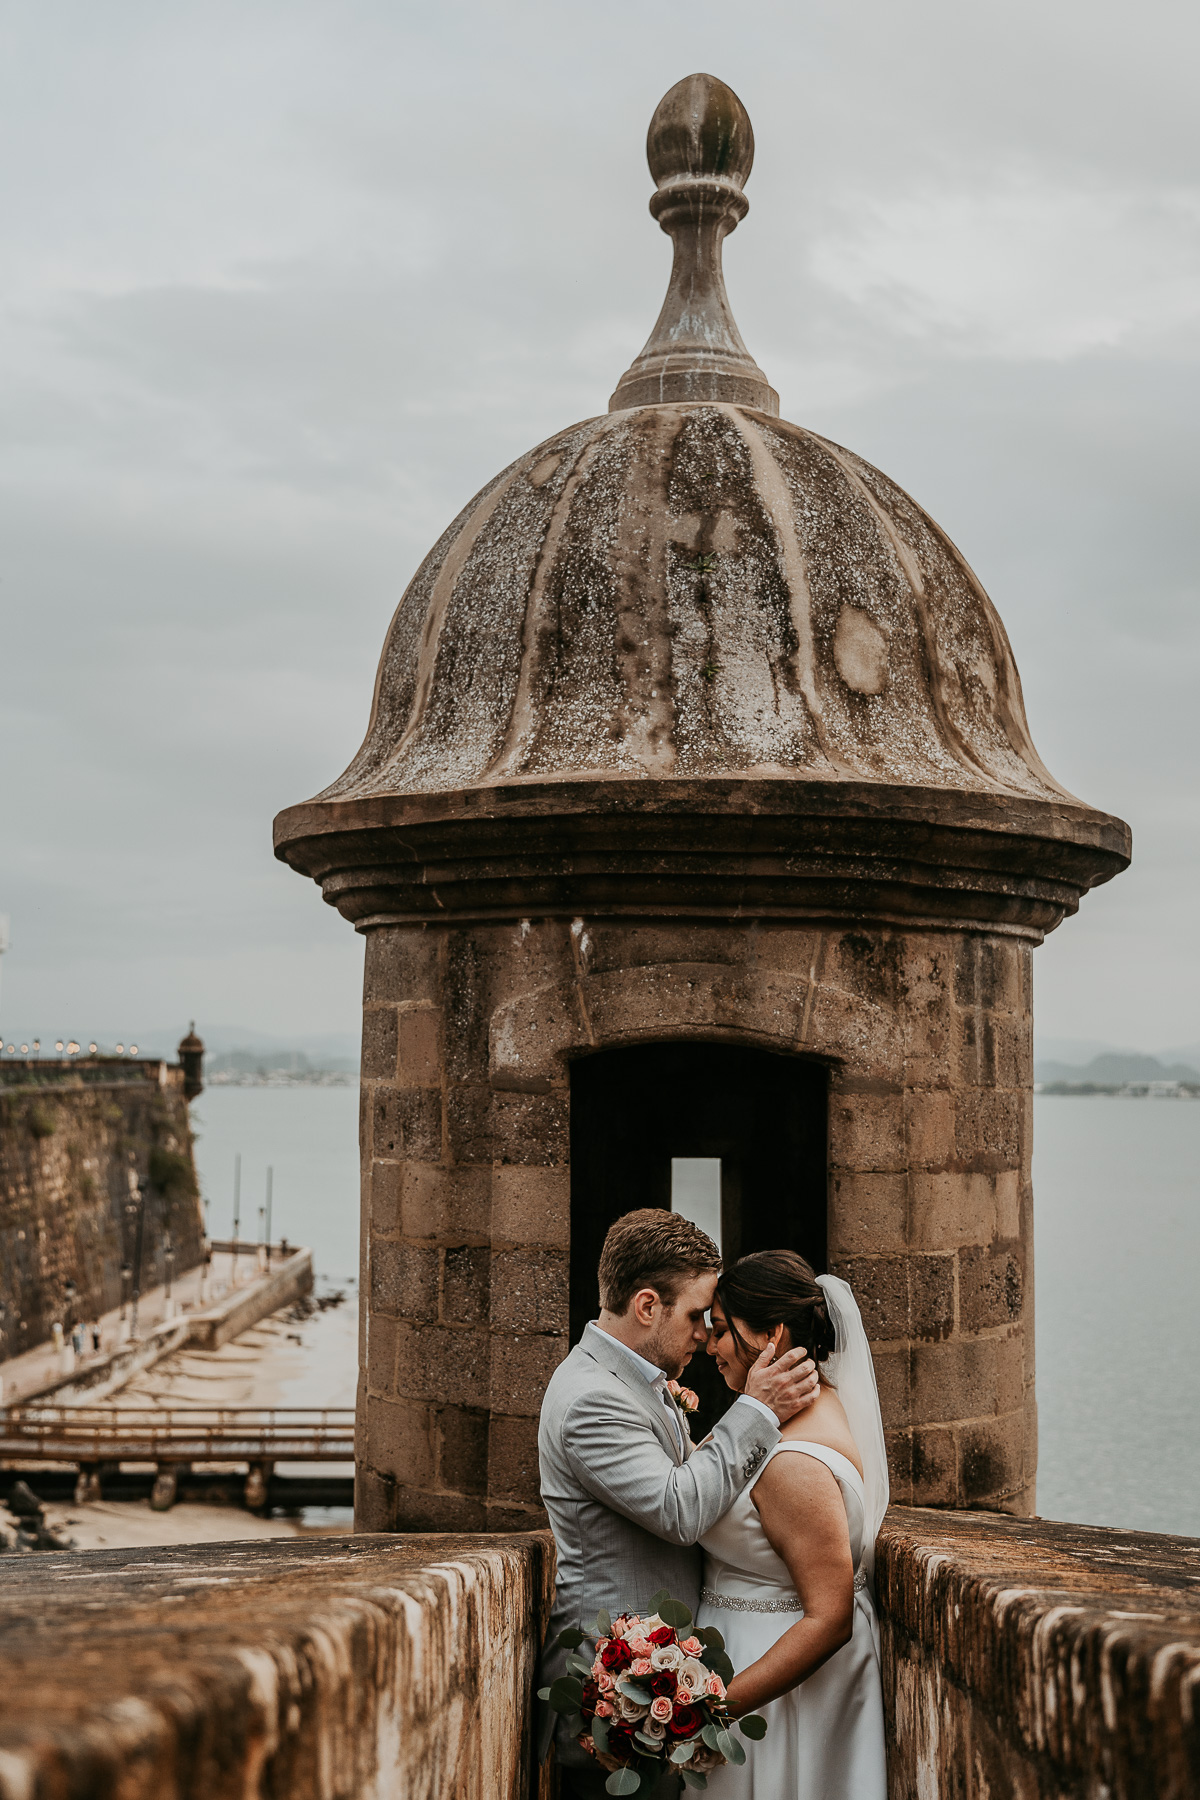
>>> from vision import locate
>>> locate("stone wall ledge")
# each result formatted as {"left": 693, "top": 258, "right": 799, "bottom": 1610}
{"left": 0, "top": 1528, "right": 554, "bottom": 1800}
{"left": 879, "top": 1505, "right": 1200, "bottom": 1799}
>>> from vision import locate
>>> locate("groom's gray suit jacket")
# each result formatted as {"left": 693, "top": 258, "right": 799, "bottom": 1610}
{"left": 537, "top": 1323, "right": 779, "bottom": 1768}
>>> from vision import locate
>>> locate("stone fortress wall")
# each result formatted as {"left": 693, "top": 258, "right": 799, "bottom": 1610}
{"left": 0, "top": 1055, "right": 205, "bottom": 1359}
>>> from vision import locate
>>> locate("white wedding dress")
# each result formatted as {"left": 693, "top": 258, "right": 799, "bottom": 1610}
{"left": 696, "top": 1277, "right": 888, "bottom": 1799}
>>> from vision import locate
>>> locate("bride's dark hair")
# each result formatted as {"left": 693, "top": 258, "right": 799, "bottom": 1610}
{"left": 715, "top": 1250, "right": 837, "bottom": 1365}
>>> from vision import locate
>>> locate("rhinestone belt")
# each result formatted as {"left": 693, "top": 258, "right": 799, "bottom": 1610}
{"left": 701, "top": 1570, "right": 866, "bottom": 1614}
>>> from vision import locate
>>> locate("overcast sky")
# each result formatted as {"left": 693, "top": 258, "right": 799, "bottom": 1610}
{"left": 1, "top": 0, "right": 1196, "bottom": 1055}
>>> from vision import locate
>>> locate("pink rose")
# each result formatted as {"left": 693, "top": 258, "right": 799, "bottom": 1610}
{"left": 649, "top": 1696, "right": 673, "bottom": 1723}
{"left": 681, "top": 1637, "right": 703, "bottom": 1657}
{"left": 628, "top": 1636, "right": 652, "bottom": 1657}
{"left": 595, "top": 1671, "right": 614, "bottom": 1693}
{"left": 705, "top": 1672, "right": 726, "bottom": 1699}
{"left": 611, "top": 1618, "right": 629, "bottom": 1638}
{"left": 631, "top": 1657, "right": 653, "bottom": 1677}
{"left": 594, "top": 1699, "right": 614, "bottom": 1718}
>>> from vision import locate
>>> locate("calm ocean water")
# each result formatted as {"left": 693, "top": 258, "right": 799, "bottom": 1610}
{"left": 190, "top": 1087, "right": 1200, "bottom": 1538}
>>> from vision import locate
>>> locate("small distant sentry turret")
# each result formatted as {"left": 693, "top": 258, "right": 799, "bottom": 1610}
{"left": 177, "top": 1023, "right": 205, "bottom": 1102}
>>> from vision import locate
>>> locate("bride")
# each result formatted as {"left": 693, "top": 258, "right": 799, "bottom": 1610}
{"left": 697, "top": 1251, "right": 888, "bottom": 1798}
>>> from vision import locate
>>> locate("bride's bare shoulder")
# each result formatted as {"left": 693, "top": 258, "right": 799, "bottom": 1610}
{"left": 777, "top": 1383, "right": 863, "bottom": 1477}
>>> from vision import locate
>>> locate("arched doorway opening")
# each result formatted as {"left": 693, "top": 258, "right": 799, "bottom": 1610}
{"left": 569, "top": 1042, "right": 828, "bottom": 1432}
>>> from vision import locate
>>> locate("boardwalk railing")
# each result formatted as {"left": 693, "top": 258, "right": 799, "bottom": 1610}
{"left": 0, "top": 1405, "right": 355, "bottom": 1465}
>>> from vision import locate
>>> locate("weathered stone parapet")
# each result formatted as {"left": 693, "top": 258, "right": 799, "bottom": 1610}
{"left": 0, "top": 1529, "right": 554, "bottom": 1800}
{"left": 878, "top": 1506, "right": 1200, "bottom": 1799}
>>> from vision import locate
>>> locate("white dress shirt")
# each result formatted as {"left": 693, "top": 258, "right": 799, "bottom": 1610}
{"left": 599, "top": 1329, "right": 777, "bottom": 1454}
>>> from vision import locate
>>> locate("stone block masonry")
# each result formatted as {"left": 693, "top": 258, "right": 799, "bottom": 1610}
{"left": 359, "top": 915, "right": 1035, "bottom": 1530}
{"left": 0, "top": 1059, "right": 205, "bottom": 1359}
{"left": 0, "top": 1530, "right": 555, "bottom": 1800}
{"left": 0, "top": 1511, "right": 1193, "bottom": 1799}
{"left": 877, "top": 1506, "right": 1200, "bottom": 1799}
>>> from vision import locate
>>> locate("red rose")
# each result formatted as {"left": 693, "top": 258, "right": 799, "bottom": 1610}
{"left": 607, "top": 1721, "right": 634, "bottom": 1750}
{"left": 649, "top": 1671, "right": 677, "bottom": 1698}
{"left": 581, "top": 1680, "right": 599, "bottom": 1714}
{"left": 648, "top": 1626, "right": 675, "bottom": 1646}
{"left": 599, "top": 1638, "right": 633, "bottom": 1672}
{"left": 668, "top": 1704, "right": 703, "bottom": 1737}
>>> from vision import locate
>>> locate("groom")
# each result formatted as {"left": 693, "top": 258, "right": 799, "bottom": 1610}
{"left": 538, "top": 1209, "right": 819, "bottom": 1797}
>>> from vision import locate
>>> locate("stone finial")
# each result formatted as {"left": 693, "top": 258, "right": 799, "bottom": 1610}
{"left": 609, "top": 73, "right": 779, "bottom": 415}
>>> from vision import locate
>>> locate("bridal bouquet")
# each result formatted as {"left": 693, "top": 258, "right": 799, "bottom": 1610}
{"left": 540, "top": 1590, "right": 767, "bottom": 1794}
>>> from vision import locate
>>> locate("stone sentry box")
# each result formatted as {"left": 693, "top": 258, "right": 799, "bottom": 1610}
{"left": 275, "top": 74, "right": 1129, "bottom": 1535}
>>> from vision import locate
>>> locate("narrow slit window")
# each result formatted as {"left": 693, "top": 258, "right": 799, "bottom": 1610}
{"left": 671, "top": 1156, "right": 722, "bottom": 1255}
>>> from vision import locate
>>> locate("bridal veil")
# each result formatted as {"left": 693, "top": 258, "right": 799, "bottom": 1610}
{"left": 816, "top": 1274, "right": 890, "bottom": 1586}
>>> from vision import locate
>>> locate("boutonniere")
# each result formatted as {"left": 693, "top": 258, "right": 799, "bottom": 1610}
{"left": 666, "top": 1379, "right": 699, "bottom": 1414}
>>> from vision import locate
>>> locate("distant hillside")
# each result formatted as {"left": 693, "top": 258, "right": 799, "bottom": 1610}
{"left": 207, "top": 1048, "right": 358, "bottom": 1076}
{"left": 1036, "top": 1052, "right": 1200, "bottom": 1085}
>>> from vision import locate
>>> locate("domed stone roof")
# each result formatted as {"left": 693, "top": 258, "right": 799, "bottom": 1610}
{"left": 322, "top": 401, "right": 1064, "bottom": 804}
{"left": 275, "top": 75, "right": 1129, "bottom": 934}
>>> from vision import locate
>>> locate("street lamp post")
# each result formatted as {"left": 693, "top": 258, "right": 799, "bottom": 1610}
{"left": 232, "top": 1152, "right": 241, "bottom": 1283}
{"left": 125, "top": 1166, "right": 147, "bottom": 1340}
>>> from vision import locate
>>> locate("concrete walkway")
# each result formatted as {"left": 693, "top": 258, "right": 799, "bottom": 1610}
{"left": 0, "top": 1247, "right": 284, "bottom": 1405}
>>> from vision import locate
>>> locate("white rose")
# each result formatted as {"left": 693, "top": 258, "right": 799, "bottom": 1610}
{"left": 649, "top": 1643, "right": 684, "bottom": 1671}
{"left": 642, "top": 1615, "right": 665, "bottom": 1633}
{"left": 640, "top": 1719, "right": 666, "bottom": 1740}
{"left": 679, "top": 1656, "right": 708, "bottom": 1693}
{"left": 618, "top": 1696, "right": 650, "bottom": 1721}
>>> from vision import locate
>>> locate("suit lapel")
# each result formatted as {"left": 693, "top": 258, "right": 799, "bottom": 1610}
{"left": 579, "top": 1324, "right": 684, "bottom": 1464}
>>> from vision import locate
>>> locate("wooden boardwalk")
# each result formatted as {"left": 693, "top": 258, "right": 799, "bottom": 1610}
{"left": 0, "top": 1405, "right": 355, "bottom": 1508}
{"left": 0, "top": 1404, "right": 354, "bottom": 1465}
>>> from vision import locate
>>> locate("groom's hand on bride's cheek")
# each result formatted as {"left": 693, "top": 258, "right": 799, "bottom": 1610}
{"left": 744, "top": 1342, "right": 820, "bottom": 1421}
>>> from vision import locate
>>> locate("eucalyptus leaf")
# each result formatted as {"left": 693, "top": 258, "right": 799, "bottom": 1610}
{"left": 537, "top": 1686, "right": 551, "bottom": 1701}
{"left": 566, "top": 1652, "right": 594, "bottom": 1678}
{"left": 556, "top": 1627, "right": 586, "bottom": 1651}
{"left": 715, "top": 1728, "right": 746, "bottom": 1765}
{"left": 680, "top": 1773, "right": 709, "bottom": 1790}
{"left": 658, "top": 1599, "right": 693, "bottom": 1630}
{"left": 605, "top": 1770, "right": 642, "bottom": 1796}
{"left": 595, "top": 1609, "right": 613, "bottom": 1637}
{"left": 697, "top": 1626, "right": 724, "bottom": 1652}
{"left": 700, "top": 1722, "right": 721, "bottom": 1752}
{"left": 646, "top": 1588, "right": 671, "bottom": 1614}
{"left": 547, "top": 1676, "right": 583, "bottom": 1715}
{"left": 670, "top": 1740, "right": 698, "bottom": 1764}
{"left": 709, "top": 1650, "right": 734, "bottom": 1683}
{"left": 738, "top": 1714, "right": 768, "bottom": 1740}
{"left": 616, "top": 1679, "right": 652, "bottom": 1705}
{"left": 635, "top": 1730, "right": 663, "bottom": 1748}
{"left": 591, "top": 1716, "right": 610, "bottom": 1755}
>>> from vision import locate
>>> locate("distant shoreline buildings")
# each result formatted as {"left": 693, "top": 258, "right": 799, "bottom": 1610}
{"left": 1035, "top": 1079, "right": 1200, "bottom": 1099}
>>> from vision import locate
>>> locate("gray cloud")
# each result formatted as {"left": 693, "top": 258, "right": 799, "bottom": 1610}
{"left": 1, "top": 0, "right": 1196, "bottom": 1049}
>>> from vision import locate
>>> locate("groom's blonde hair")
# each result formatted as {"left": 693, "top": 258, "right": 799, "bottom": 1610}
{"left": 598, "top": 1208, "right": 722, "bottom": 1315}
